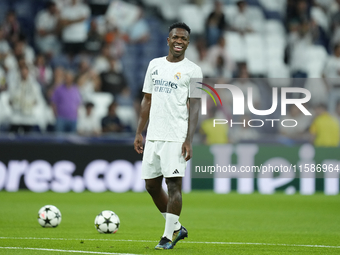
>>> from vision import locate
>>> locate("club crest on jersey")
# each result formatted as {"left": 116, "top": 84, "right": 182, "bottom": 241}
{"left": 174, "top": 72, "right": 181, "bottom": 80}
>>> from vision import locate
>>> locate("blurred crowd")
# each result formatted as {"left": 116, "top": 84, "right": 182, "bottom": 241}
{"left": 0, "top": 0, "right": 339, "bottom": 146}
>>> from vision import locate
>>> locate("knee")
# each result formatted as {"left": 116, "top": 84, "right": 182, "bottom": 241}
{"left": 145, "top": 181, "right": 160, "bottom": 195}
{"left": 165, "top": 178, "right": 182, "bottom": 195}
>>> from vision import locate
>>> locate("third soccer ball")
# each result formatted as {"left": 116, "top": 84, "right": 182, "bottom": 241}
{"left": 94, "top": 210, "right": 120, "bottom": 234}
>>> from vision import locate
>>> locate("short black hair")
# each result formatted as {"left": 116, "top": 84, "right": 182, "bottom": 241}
{"left": 85, "top": 102, "right": 94, "bottom": 108}
{"left": 169, "top": 22, "right": 191, "bottom": 34}
{"left": 47, "top": 1, "right": 56, "bottom": 8}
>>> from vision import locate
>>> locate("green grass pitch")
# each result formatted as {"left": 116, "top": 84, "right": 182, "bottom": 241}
{"left": 0, "top": 191, "right": 339, "bottom": 254}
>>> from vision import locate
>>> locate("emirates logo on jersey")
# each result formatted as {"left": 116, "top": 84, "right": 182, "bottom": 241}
{"left": 174, "top": 72, "right": 181, "bottom": 80}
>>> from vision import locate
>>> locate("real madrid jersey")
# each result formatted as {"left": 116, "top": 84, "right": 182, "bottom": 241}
{"left": 142, "top": 56, "right": 203, "bottom": 142}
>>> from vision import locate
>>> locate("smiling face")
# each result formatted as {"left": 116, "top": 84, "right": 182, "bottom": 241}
{"left": 167, "top": 28, "right": 190, "bottom": 61}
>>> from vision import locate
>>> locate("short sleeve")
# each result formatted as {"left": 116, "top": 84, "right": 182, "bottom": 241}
{"left": 189, "top": 66, "right": 203, "bottom": 98}
{"left": 142, "top": 61, "right": 153, "bottom": 94}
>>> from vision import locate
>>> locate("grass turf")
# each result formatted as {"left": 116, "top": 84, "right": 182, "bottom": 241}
{"left": 0, "top": 191, "right": 339, "bottom": 254}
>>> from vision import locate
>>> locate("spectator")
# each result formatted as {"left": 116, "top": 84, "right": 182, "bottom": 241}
{"left": 101, "top": 102, "right": 123, "bottom": 133}
{"left": 59, "top": 0, "right": 90, "bottom": 55}
{"left": 200, "top": 107, "right": 228, "bottom": 145}
{"left": 205, "top": 0, "right": 227, "bottom": 47}
{"left": 0, "top": 27, "right": 10, "bottom": 62}
{"left": 100, "top": 57, "right": 127, "bottom": 96}
{"left": 8, "top": 64, "right": 43, "bottom": 133}
{"left": 93, "top": 44, "right": 112, "bottom": 74}
{"left": 229, "top": 115, "right": 260, "bottom": 143}
{"left": 2, "top": 10, "right": 20, "bottom": 44}
{"left": 0, "top": 66, "right": 6, "bottom": 92}
{"left": 4, "top": 39, "right": 35, "bottom": 72}
{"left": 279, "top": 104, "right": 311, "bottom": 140}
{"left": 34, "top": 54, "right": 53, "bottom": 88}
{"left": 232, "top": 64, "right": 260, "bottom": 113}
{"left": 309, "top": 103, "right": 339, "bottom": 147}
{"left": 185, "top": 36, "right": 214, "bottom": 77}
{"left": 231, "top": 0, "right": 253, "bottom": 35}
{"left": 6, "top": 56, "right": 35, "bottom": 91}
{"left": 286, "top": 0, "right": 310, "bottom": 28}
{"left": 84, "top": 19, "right": 103, "bottom": 54}
{"left": 323, "top": 43, "right": 340, "bottom": 112}
{"left": 330, "top": 0, "right": 340, "bottom": 45}
{"left": 128, "top": 8, "right": 150, "bottom": 44}
{"left": 324, "top": 43, "right": 340, "bottom": 79}
{"left": 45, "top": 66, "right": 65, "bottom": 104}
{"left": 51, "top": 71, "right": 82, "bottom": 133}
{"left": 287, "top": 19, "right": 313, "bottom": 78}
{"left": 51, "top": 66, "right": 65, "bottom": 89}
{"left": 104, "top": 25, "right": 126, "bottom": 58}
{"left": 35, "top": 1, "right": 61, "bottom": 57}
{"left": 88, "top": 0, "right": 110, "bottom": 16}
{"left": 105, "top": 0, "right": 141, "bottom": 35}
{"left": 207, "top": 36, "right": 234, "bottom": 79}
{"left": 77, "top": 59, "right": 101, "bottom": 101}
{"left": 77, "top": 102, "right": 101, "bottom": 136}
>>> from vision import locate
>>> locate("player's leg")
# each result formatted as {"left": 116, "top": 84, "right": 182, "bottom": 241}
{"left": 145, "top": 176, "right": 183, "bottom": 230}
{"left": 142, "top": 141, "right": 172, "bottom": 220}
{"left": 155, "top": 177, "right": 188, "bottom": 249}
{"left": 155, "top": 141, "right": 190, "bottom": 249}
{"left": 155, "top": 177, "right": 182, "bottom": 249}
{"left": 145, "top": 176, "right": 168, "bottom": 213}
{"left": 164, "top": 177, "right": 182, "bottom": 240}
{"left": 164, "top": 177, "right": 187, "bottom": 243}
{"left": 166, "top": 177, "right": 182, "bottom": 216}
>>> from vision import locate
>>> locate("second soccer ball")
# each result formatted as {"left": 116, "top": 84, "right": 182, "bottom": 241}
{"left": 94, "top": 210, "right": 120, "bottom": 234}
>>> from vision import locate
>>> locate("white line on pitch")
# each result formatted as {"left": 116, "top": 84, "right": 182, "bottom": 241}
{"left": 0, "top": 247, "right": 138, "bottom": 255}
{"left": 1, "top": 236, "right": 340, "bottom": 249}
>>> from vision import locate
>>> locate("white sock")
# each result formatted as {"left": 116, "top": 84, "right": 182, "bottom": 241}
{"left": 163, "top": 213, "right": 179, "bottom": 240}
{"left": 161, "top": 212, "right": 181, "bottom": 231}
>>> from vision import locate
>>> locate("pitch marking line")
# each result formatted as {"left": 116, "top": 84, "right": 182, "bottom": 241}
{"left": 0, "top": 247, "right": 138, "bottom": 255}
{"left": 1, "top": 237, "right": 340, "bottom": 249}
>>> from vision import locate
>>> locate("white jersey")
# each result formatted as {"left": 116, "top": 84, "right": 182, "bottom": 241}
{"left": 143, "top": 56, "right": 203, "bottom": 142}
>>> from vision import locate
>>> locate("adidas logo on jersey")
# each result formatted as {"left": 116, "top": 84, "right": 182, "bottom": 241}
{"left": 172, "top": 169, "right": 179, "bottom": 174}
{"left": 152, "top": 70, "right": 158, "bottom": 76}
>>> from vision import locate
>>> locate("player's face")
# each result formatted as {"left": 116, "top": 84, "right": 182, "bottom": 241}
{"left": 167, "top": 28, "right": 190, "bottom": 58}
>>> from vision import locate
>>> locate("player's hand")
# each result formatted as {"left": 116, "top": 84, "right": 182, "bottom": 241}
{"left": 134, "top": 134, "right": 144, "bottom": 154}
{"left": 182, "top": 140, "right": 192, "bottom": 161}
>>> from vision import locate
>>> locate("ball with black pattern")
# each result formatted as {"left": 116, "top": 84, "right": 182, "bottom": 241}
{"left": 37, "top": 205, "right": 62, "bottom": 228}
{"left": 94, "top": 210, "right": 120, "bottom": 234}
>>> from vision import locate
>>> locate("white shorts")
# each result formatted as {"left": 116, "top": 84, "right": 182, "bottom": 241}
{"left": 141, "top": 140, "right": 187, "bottom": 179}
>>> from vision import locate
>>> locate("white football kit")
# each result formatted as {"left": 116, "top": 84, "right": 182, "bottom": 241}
{"left": 141, "top": 56, "right": 202, "bottom": 179}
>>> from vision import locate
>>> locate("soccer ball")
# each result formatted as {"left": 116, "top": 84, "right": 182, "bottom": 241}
{"left": 37, "top": 205, "right": 62, "bottom": 228}
{"left": 94, "top": 210, "right": 120, "bottom": 234}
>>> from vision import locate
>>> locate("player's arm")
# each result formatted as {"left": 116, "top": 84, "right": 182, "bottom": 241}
{"left": 134, "top": 93, "right": 151, "bottom": 154}
{"left": 182, "top": 98, "right": 200, "bottom": 161}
